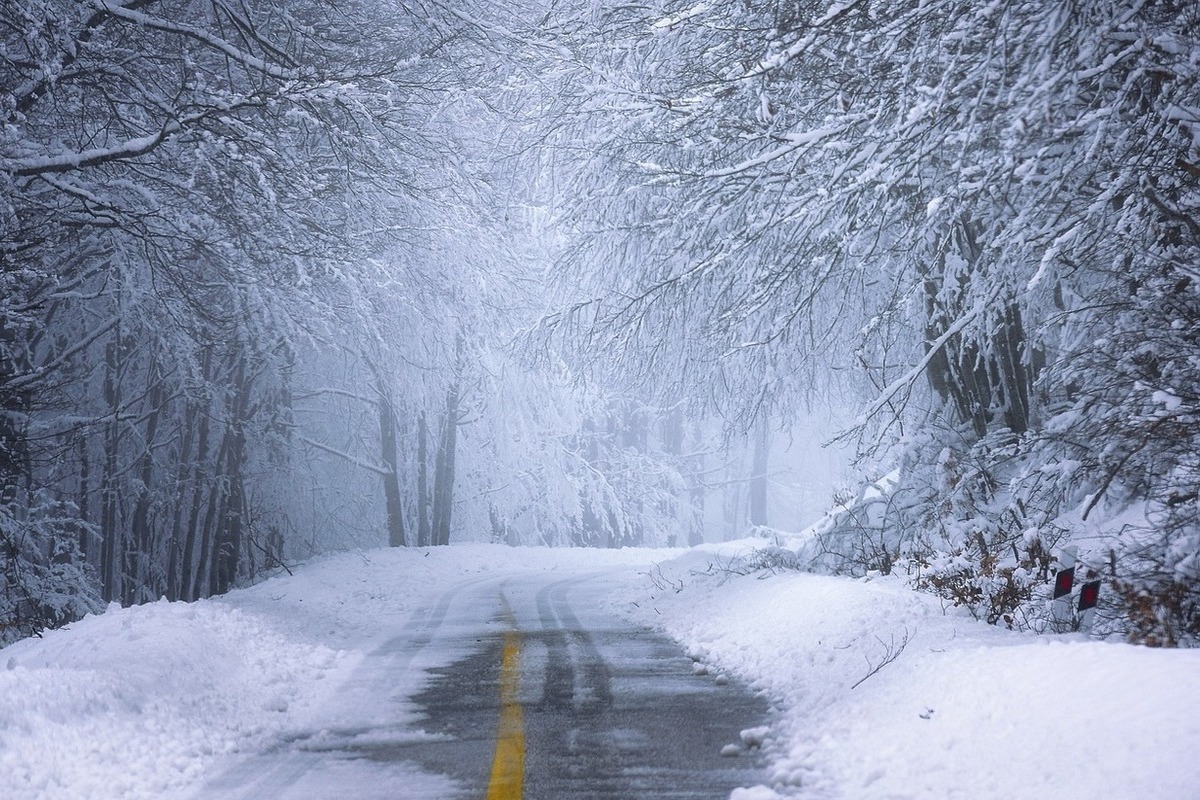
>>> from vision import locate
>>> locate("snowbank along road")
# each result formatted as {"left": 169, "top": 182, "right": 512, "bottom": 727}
{"left": 193, "top": 568, "right": 769, "bottom": 799}
{"left": 4, "top": 544, "right": 1199, "bottom": 800}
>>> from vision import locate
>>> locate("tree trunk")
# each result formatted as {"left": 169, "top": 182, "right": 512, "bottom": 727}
{"left": 211, "top": 434, "right": 245, "bottom": 596}
{"left": 489, "top": 504, "right": 508, "bottom": 544}
{"left": 431, "top": 385, "right": 460, "bottom": 547}
{"left": 180, "top": 349, "right": 213, "bottom": 602}
{"left": 379, "top": 392, "right": 407, "bottom": 547}
{"left": 993, "top": 302, "right": 1032, "bottom": 434}
{"left": 212, "top": 355, "right": 250, "bottom": 595}
{"left": 77, "top": 433, "right": 90, "bottom": 557}
{"left": 194, "top": 422, "right": 232, "bottom": 601}
{"left": 100, "top": 337, "right": 122, "bottom": 603}
{"left": 0, "top": 315, "right": 32, "bottom": 505}
{"left": 687, "top": 421, "right": 706, "bottom": 547}
{"left": 749, "top": 417, "right": 769, "bottom": 528}
{"left": 923, "top": 216, "right": 1037, "bottom": 438}
{"left": 127, "top": 368, "right": 165, "bottom": 604}
{"left": 165, "top": 402, "right": 197, "bottom": 602}
{"left": 417, "top": 410, "right": 430, "bottom": 547}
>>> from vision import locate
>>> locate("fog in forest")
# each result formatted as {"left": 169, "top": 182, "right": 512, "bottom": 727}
{"left": 2, "top": 1, "right": 1198, "bottom": 647}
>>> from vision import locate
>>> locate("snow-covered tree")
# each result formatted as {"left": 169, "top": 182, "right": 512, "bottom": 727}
{"left": 0, "top": 0, "right": 492, "bottom": 623}
{"left": 540, "top": 0, "right": 1200, "bottom": 640}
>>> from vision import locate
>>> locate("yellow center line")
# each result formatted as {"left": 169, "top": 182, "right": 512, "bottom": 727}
{"left": 485, "top": 628, "right": 524, "bottom": 800}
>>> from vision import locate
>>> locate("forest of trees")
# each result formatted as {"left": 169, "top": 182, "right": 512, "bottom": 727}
{"left": 543, "top": 0, "right": 1200, "bottom": 645}
{"left": 2, "top": 1, "right": 1197, "bottom": 646}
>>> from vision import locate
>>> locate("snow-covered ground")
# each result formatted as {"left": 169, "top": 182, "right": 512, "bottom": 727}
{"left": 1, "top": 542, "right": 1197, "bottom": 800}
{"left": 632, "top": 545, "right": 1200, "bottom": 799}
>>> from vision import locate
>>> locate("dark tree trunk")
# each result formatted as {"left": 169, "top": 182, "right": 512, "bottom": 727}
{"left": 194, "top": 416, "right": 234, "bottom": 601}
{"left": 77, "top": 434, "right": 90, "bottom": 557}
{"left": 0, "top": 315, "right": 32, "bottom": 505}
{"left": 212, "top": 436, "right": 245, "bottom": 596}
{"left": 212, "top": 355, "right": 250, "bottom": 595}
{"left": 379, "top": 393, "right": 407, "bottom": 547}
{"left": 100, "top": 337, "right": 122, "bottom": 603}
{"left": 992, "top": 302, "right": 1033, "bottom": 434}
{"left": 127, "top": 368, "right": 165, "bottom": 604}
{"left": 180, "top": 349, "right": 214, "bottom": 602}
{"left": 165, "top": 403, "right": 197, "bottom": 602}
{"left": 924, "top": 216, "right": 1037, "bottom": 438}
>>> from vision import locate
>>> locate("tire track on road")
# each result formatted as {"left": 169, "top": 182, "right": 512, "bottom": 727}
{"left": 536, "top": 577, "right": 613, "bottom": 715}
{"left": 191, "top": 573, "right": 507, "bottom": 799}
{"left": 522, "top": 571, "right": 770, "bottom": 800}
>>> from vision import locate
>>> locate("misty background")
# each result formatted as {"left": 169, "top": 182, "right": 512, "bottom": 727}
{"left": 2, "top": 1, "right": 1197, "bottom": 646}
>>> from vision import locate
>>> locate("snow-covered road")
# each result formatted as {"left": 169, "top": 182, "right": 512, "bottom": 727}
{"left": 2, "top": 542, "right": 1198, "bottom": 800}
{"left": 191, "top": 567, "right": 767, "bottom": 799}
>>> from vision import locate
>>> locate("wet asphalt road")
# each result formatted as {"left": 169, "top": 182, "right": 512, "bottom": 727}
{"left": 194, "top": 570, "right": 771, "bottom": 799}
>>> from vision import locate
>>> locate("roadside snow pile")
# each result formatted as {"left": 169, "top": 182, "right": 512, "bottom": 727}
{"left": 0, "top": 544, "right": 662, "bottom": 800}
{"left": 0, "top": 599, "right": 344, "bottom": 800}
{"left": 632, "top": 543, "right": 1200, "bottom": 800}
{"left": 0, "top": 546, "right": 451, "bottom": 800}
{"left": 4, "top": 542, "right": 1196, "bottom": 800}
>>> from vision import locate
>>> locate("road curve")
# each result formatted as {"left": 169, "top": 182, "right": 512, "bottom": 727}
{"left": 192, "top": 569, "right": 770, "bottom": 799}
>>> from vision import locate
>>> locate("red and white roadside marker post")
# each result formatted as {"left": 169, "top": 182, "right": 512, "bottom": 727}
{"left": 1051, "top": 546, "right": 1077, "bottom": 631}
{"left": 1051, "top": 546, "right": 1102, "bottom": 633}
{"left": 1077, "top": 574, "right": 1102, "bottom": 632}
